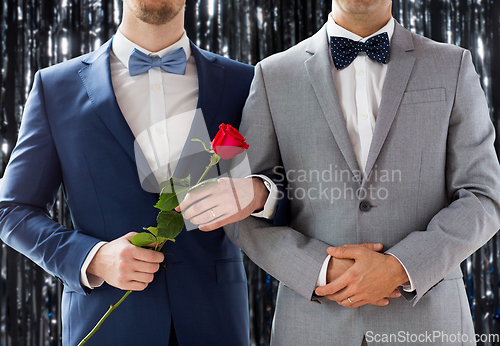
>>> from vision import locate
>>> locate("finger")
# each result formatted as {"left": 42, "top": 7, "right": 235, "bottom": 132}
{"left": 333, "top": 290, "right": 397, "bottom": 306}
{"left": 176, "top": 185, "right": 214, "bottom": 212}
{"left": 361, "top": 243, "right": 383, "bottom": 252}
{"left": 128, "top": 260, "right": 161, "bottom": 274}
{"left": 326, "top": 288, "right": 355, "bottom": 304}
{"left": 128, "top": 271, "right": 155, "bottom": 284}
{"left": 198, "top": 212, "right": 239, "bottom": 232}
{"left": 327, "top": 245, "right": 366, "bottom": 260}
{"left": 315, "top": 278, "right": 349, "bottom": 297}
{"left": 335, "top": 297, "right": 389, "bottom": 308}
{"left": 181, "top": 198, "right": 214, "bottom": 220}
{"left": 132, "top": 247, "right": 164, "bottom": 264}
{"left": 339, "top": 243, "right": 383, "bottom": 252}
{"left": 369, "top": 298, "right": 390, "bottom": 306}
{"left": 335, "top": 297, "right": 369, "bottom": 308}
{"left": 386, "top": 289, "right": 401, "bottom": 298}
{"left": 121, "top": 281, "right": 149, "bottom": 291}
{"left": 190, "top": 207, "right": 224, "bottom": 226}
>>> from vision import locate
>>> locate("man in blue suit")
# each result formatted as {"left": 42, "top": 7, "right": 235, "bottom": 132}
{"left": 0, "top": 0, "right": 254, "bottom": 345}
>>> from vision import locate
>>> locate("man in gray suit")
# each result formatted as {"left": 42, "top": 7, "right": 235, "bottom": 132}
{"left": 179, "top": 0, "right": 500, "bottom": 344}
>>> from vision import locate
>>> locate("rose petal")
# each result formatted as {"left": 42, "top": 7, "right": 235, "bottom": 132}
{"left": 214, "top": 145, "right": 246, "bottom": 160}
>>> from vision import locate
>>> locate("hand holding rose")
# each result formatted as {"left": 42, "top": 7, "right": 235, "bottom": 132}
{"left": 177, "top": 123, "right": 269, "bottom": 231}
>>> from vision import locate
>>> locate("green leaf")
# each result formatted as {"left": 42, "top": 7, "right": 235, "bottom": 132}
{"left": 129, "top": 232, "right": 157, "bottom": 247}
{"left": 171, "top": 175, "right": 191, "bottom": 188}
{"left": 157, "top": 211, "right": 185, "bottom": 239}
{"left": 155, "top": 192, "right": 180, "bottom": 211}
{"left": 188, "top": 178, "right": 219, "bottom": 193}
{"left": 155, "top": 186, "right": 191, "bottom": 211}
{"left": 143, "top": 227, "right": 158, "bottom": 236}
{"left": 191, "top": 138, "right": 214, "bottom": 154}
{"left": 158, "top": 180, "right": 172, "bottom": 193}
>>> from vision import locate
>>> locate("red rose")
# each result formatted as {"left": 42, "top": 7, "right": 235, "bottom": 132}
{"left": 211, "top": 123, "right": 249, "bottom": 159}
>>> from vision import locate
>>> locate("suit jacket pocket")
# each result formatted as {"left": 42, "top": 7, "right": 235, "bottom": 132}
{"left": 215, "top": 259, "right": 247, "bottom": 285}
{"left": 401, "top": 88, "right": 446, "bottom": 105}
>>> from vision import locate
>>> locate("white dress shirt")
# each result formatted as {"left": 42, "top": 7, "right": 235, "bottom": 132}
{"left": 80, "top": 29, "right": 199, "bottom": 288}
{"left": 328, "top": 16, "right": 393, "bottom": 173}
{"left": 112, "top": 29, "right": 199, "bottom": 183}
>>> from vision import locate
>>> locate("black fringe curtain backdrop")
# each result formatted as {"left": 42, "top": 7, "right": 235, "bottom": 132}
{"left": 0, "top": 1, "right": 499, "bottom": 345}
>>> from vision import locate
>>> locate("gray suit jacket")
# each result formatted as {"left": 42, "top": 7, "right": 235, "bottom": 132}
{"left": 225, "top": 22, "right": 500, "bottom": 345}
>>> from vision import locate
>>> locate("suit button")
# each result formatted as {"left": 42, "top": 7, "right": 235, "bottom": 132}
{"left": 359, "top": 201, "right": 371, "bottom": 212}
{"left": 159, "top": 259, "right": 169, "bottom": 270}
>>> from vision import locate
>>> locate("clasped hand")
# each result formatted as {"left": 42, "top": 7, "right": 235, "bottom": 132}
{"left": 315, "top": 243, "right": 408, "bottom": 308}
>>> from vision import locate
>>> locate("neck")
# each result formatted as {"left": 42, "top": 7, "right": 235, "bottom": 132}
{"left": 331, "top": 5, "right": 392, "bottom": 38}
{"left": 119, "top": 7, "right": 185, "bottom": 52}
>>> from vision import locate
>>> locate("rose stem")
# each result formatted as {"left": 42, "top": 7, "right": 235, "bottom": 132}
{"left": 77, "top": 290, "right": 132, "bottom": 346}
{"left": 196, "top": 163, "right": 214, "bottom": 185}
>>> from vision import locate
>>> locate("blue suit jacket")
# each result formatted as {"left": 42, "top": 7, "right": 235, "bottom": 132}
{"left": 0, "top": 39, "right": 254, "bottom": 345}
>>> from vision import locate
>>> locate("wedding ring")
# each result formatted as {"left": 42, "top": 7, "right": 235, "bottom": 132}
{"left": 210, "top": 208, "right": 216, "bottom": 219}
{"left": 347, "top": 297, "right": 354, "bottom": 304}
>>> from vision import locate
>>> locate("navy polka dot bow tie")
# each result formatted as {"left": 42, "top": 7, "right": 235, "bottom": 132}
{"left": 330, "top": 32, "right": 390, "bottom": 70}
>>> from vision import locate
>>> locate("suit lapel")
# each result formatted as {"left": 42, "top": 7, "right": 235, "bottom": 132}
{"left": 78, "top": 39, "right": 137, "bottom": 163}
{"left": 304, "top": 25, "right": 361, "bottom": 176}
{"left": 192, "top": 43, "right": 225, "bottom": 131}
{"left": 79, "top": 39, "right": 158, "bottom": 191}
{"left": 363, "top": 23, "right": 416, "bottom": 179}
{"left": 173, "top": 43, "right": 225, "bottom": 180}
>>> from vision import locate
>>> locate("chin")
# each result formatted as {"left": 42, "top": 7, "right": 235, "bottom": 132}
{"left": 128, "top": 0, "right": 186, "bottom": 25}
{"left": 338, "top": 0, "right": 390, "bottom": 15}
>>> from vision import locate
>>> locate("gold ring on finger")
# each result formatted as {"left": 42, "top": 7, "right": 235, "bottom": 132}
{"left": 210, "top": 208, "right": 216, "bottom": 219}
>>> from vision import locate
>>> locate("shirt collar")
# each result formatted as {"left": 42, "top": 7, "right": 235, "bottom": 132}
{"left": 326, "top": 14, "right": 395, "bottom": 43}
{"left": 111, "top": 28, "right": 192, "bottom": 69}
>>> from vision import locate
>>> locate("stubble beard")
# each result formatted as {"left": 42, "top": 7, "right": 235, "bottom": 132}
{"left": 130, "top": 0, "right": 185, "bottom": 26}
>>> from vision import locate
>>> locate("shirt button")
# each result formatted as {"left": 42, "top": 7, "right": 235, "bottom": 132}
{"left": 153, "top": 84, "right": 161, "bottom": 90}
{"left": 156, "top": 128, "right": 163, "bottom": 135}
{"left": 360, "top": 113, "right": 368, "bottom": 120}
{"left": 359, "top": 201, "right": 372, "bottom": 212}
{"left": 358, "top": 70, "right": 365, "bottom": 76}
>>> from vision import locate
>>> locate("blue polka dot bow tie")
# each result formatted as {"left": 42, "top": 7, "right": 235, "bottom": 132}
{"left": 330, "top": 32, "right": 390, "bottom": 70}
{"left": 128, "top": 47, "right": 187, "bottom": 76}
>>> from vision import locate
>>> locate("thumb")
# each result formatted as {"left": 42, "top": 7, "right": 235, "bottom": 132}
{"left": 122, "top": 232, "right": 138, "bottom": 241}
